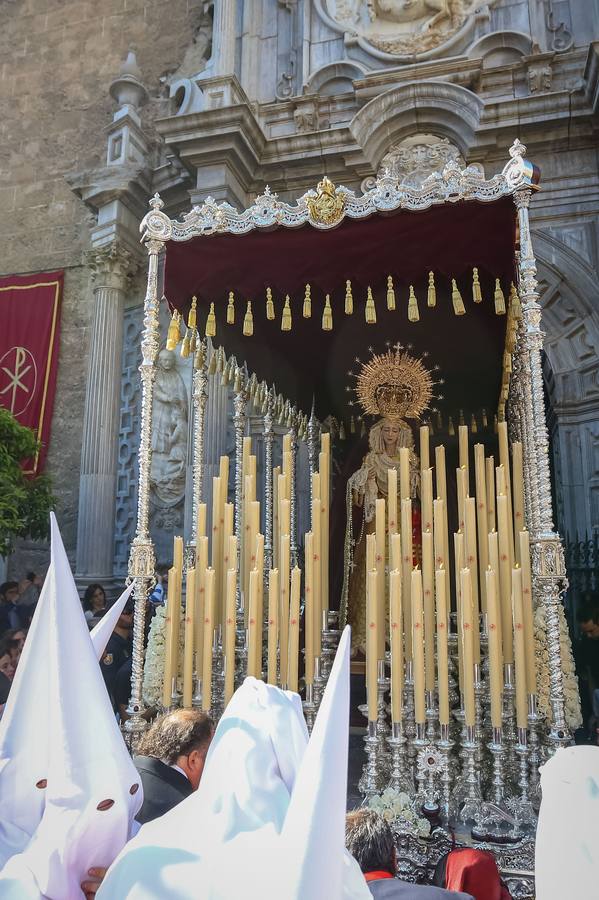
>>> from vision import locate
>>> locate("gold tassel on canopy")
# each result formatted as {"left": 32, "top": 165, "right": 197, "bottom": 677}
{"left": 345, "top": 280, "right": 353, "bottom": 315}
{"left": 181, "top": 296, "right": 198, "bottom": 358}
{"left": 281, "top": 295, "right": 292, "bottom": 331}
{"left": 303, "top": 284, "right": 312, "bottom": 319}
{"left": 243, "top": 301, "right": 254, "bottom": 337}
{"left": 386, "top": 275, "right": 396, "bottom": 311}
{"left": 427, "top": 271, "right": 436, "bottom": 308}
{"left": 322, "top": 294, "right": 333, "bottom": 331}
{"left": 205, "top": 302, "right": 217, "bottom": 338}
{"left": 494, "top": 278, "right": 506, "bottom": 315}
{"left": 451, "top": 278, "right": 466, "bottom": 316}
{"left": 510, "top": 282, "right": 521, "bottom": 318}
{"left": 227, "top": 291, "right": 235, "bottom": 325}
{"left": 407, "top": 285, "right": 419, "bottom": 323}
{"left": 266, "top": 287, "right": 275, "bottom": 321}
{"left": 166, "top": 310, "right": 181, "bottom": 351}
{"left": 472, "top": 268, "right": 483, "bottom": 303}
{"left": 365, "top": 286, "right": 376, "bottom": 324}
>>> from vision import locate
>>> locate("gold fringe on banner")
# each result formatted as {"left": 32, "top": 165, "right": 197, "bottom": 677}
{"left": 494, "top": 279, "right": 506, "bottom": 315}
{"left": 407, "top": 285, "right": 419, "bottom": 322}
{"left": 345, "top": 280, "right": 353, "bottom": 315}
{"left": 227, "top": 291, "right": 235, "bottom": 325}
{"left": 243, "top": 301, "right": 254, "bottom": 337}
{"left": 322, "top": 294, "right": 333, "bottom": 331}
{"left": 451, "top": 278, "right": 466, "bottom": 316}
{"left": 386, "top": 275, "right": 396, "bottom": 311}
{"left": 266, "top": 287, "right": 275, "bottom": 321}
{"left": 281, "top": 295, "right": 292, "bottom": 331}
{"left": 205, "top": 302, "right": 217, "bottom": 338}
{"left": 166, "top": 310, "right": 181, "bottom": 351}
{"left": 427, "top": 271, "right": 436, "bottom": 308}
{"left": 303, "top": 284, "right": 312, "bottom": 318}
{"left": 365, "top": 286, "right": 376, "bottom": 324}
{"left": 472, "top": 268, "right": 483, "bottom": 303}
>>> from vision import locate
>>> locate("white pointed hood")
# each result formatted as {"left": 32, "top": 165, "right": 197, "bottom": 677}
{"left": 274, "top": 625, "right": 367, "bottom": 900}
{"left": 99, "top": 626, "right": 369, "bottom": 900}
{"left": 90, "top": 582, "right": 135, "bottom": 660}
{"left": 535, "top": 745, "right": 599, "bottom": 900}
{"left": 0, "top": 514, "right": 142, "bottom": 898}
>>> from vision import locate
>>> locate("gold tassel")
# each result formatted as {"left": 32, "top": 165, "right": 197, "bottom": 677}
{"left": 166, "top": 310, "right": 181, "bottom": 351}
{"left": 339, "top": 421, "right": 346, "bottom": 440}
{"left": 322, "top": 293, "right": 333, "bottom": 331}
{"left": 227, "top": 291, "right": 235, "bottom": 325}
{"left": 266, "top": 287, "right": 275, "bottom": 321}
{"left": 303, "top": 284, "right": 312, "bottom": 319}
{"left": 350, "top": 415, "right": 356, "bottom": 434}
{"left": 365, "top": 286, "right": 376, "bottom": 325}
{"left": 205, "top": 302, "right": 216, "bottom": 337}
{"left": 180, "top": 329, "right": 191, "bottom": 358}
{"left": 216, "top": 346, "right": 225, "bottom": 374}
{"left": 482, "top": 408, "right": 488, "bottom": 428}
{"left": 345, "top": 280, "right": 353, "bottom": 315}
{"left": 386, "top": 275, "right": 396, "bottom": 311}
{"left": 281, "top": 295, "right": 292, "bottom": 331}
{"left": 471, "top": 413, "right": 478, "bottom": 434}
{"left": 233, "top": 368, "right": 242, "bottom": 391}
{"left": 243, "top": 301, "right": 254, "bottom": 337}
{"left": 407, "top": 285, "right": 419, "bottom": 323}
{"left": 494, "top": 278, "right": 506, "bottom": 315}
{"left": 448, "top": 416, "right": 455, "bottom": 436}
{"left": 208, "top": 350, "right": 217, "bottom": 375}
{"left": 427, "top": 271, "right": 436, "bottom": 308}
{"left": 451, "top": 279, "right": 465, "bottom": 316}
{"left": 510, "top": 282, "right": 521, "bottom": 318}
{"left": 194, "top": 341, "right": 206, "bottom": 370}
{"left": 186, "top": 296, "right": 198, "bottom": 355}
{"left": 472, "top": 268, "right": 482, "bottom": 303}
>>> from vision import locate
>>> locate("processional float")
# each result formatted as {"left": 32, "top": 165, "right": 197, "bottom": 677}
{"left": 126, "top": 141, "right": 579, "bottom": 893}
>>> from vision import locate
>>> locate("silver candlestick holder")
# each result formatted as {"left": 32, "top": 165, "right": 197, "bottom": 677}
{"left": 313, "top": 655, "right": 326, "bottom": 713}
{"left": 503, "top": 663, "right": 517, "bottom": 777}
{"left": 459, "top": 724, "right": 483, "bottom": 825}
{"left": 425, "top": 690, "right": 437, "bottom": 743}
{"left": 320, "top": 610, "right": 340, "bottom": 680}
{"left": 527, "top": 693, "right": 543, "bottom": 803}
{"left": 210, "top": 626, "right": 226, "bottom": 723}
{"left": 413, "top": 722, "right": 428, "bottom": 800}
{"left": 437, "top": 722, "right": 455, "bottom": 824}
{"left": 359, "top": 720, "right": 384, "bottom": 798}
{"left": 376, "top": 659, "right": 391, "bottom": 765}
{"left": 167, "top": 675, "right": 181, "bottom": 712}
{"left": 303, "top": 682, "right": 317, "bottom": 734}
{"left": 510, "top": 727, "right": 537, "bottom": 835}
{"left": 386, "top": 720, "right": 413, "bottom": 793}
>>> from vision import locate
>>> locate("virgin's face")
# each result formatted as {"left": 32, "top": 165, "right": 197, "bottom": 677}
{"left": 381, "top": 422, "right": 400, "bottom": 451}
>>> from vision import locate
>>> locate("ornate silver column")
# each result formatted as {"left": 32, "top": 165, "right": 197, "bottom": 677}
{"left": 233, "top": 365, "right": 248, "bottom": 597}
{"left": 307, "top": 399, "right": 319, "bottom": 508}
{"left": 125, "top": 196, "right": 170, "bottom": 747}
{"left": 513, "top": 174, "right": 570, "bottom": 748}
{"left": 189, "top": 340, "right": 208, "bottom": 564}
{"left": 75, "top": 243, "right": 138, "bottom": 592}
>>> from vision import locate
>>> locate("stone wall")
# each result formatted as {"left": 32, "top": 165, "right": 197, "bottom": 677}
{"left": 0, "top": 0, "right": 205, "bottom": 575}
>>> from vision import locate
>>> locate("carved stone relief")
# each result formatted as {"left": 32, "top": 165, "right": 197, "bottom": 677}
{"left": 321, "top": 0, "right": 498, "bottom": 58}
{"left": 361, "top": 133, "right": 482, "bottom": 192}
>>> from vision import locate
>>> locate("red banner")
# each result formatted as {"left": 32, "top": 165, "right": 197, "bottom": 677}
{"left": 0, "top": 271, "right": 63, "bottom": 474}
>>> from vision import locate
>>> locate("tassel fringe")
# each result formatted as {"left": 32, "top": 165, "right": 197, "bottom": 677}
{"left": 281, "top": 295, "right": 292, "bottom": 331}
{"left": 205, "top": 302, "right": 216, "bottom": 338}
{"left": 365, "top": 286, "right": 376, "bottom": 324}
{"left": 407, "top": 285, "right": 419, "bottom": 322}
{"left": 494, "top": 279, "right": 506, "bottom": 315}
{"left": 322, "top": 293, "right": 332, "bottom": 331}
{"left": 386, "top": 275, "right": 396, "bottom": 311}
{"left": 166, "top": 310, "right": 181, "bottom": 351}
{"left": 472, "top": 268, "right": 482, "bottom": 303}
{"left": 427, "top": 272, "right": 436, "bottom": 308}
{"left": 451, "top": 278, "right": 466, "bottom": 316}
{"left": 345, "top": 280, "right": 353, "bottom": 315}
{"left": 303, "top": 284, "right": 312, "bottom": 319}
{"left": 227, "top": 291, "right": 235, "bottom": 325}
{"left": 266, "top": 287, "right": 275, "bottom": 321}
{"left": 243, "top": 301, "right": 254, "bottom": 337}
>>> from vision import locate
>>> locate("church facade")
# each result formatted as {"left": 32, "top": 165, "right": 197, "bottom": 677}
{"left": 2, "top": 0, "right": 599, "bottom": 593}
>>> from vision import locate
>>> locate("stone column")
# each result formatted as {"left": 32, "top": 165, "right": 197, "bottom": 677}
{"left": 212, "top": 0, "right": 238, "bottom": 77}
{"left": 75, "top": 243, "right": 138, "bottom": 592}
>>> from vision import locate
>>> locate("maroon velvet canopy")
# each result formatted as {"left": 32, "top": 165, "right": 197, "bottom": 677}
{"left": 164, "top": 197, "right": 517, "bottom": 424}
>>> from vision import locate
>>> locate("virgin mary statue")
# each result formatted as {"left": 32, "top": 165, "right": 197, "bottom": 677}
{"left": 340, "top": 346, "right": 434, "bottom": 653}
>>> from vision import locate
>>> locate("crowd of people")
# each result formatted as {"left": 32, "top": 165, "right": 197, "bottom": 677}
{"left": 1, "top": 518, "right": 598, "bottom": 899}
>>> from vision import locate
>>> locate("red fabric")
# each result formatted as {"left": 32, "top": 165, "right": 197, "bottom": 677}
{"left": 445, "top": 848, "right": 509, "bottom": 900}
{"left": 364, "top": 871, "right": 394, "bottom": 882}
{"left": 0, "top": 271, "right": 63, "bottom": 474}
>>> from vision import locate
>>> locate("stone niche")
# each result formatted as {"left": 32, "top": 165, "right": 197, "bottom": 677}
{"left": 361, "top": 133, "right": 483, "bottom": 191}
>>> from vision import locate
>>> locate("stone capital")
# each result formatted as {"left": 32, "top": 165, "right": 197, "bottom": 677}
{"left": 86, "top": 242, "right": 139, "bottom": 289}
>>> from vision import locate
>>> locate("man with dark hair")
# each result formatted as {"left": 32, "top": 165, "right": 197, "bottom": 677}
{"left": 345, "top": 810, "right": 472, "bottom": 899}
{"left": 0, "top": 582, "right": 20, "bottom": 634}
{"left": 134, "top": 708, "right": 213, "bottom": 825}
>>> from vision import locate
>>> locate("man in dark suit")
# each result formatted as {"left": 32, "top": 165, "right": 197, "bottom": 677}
{"left": 345, "top": 810, "right": 473, "bottom": 899}
{"left": 134, "top": 708, "right": 213, "bottom": 825}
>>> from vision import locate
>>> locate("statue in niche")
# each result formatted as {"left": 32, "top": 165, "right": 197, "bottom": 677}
{"left": 380, "top": 134, "right": 465, "bottom": 188}
{"left": 150, "top": 349, "right": 189, "bottom": 506}
{"left": 325, "top": 0, "right": 497, "bottom": 57}
{"left": 341, "top": 346, "right": 433, "bottom": 653}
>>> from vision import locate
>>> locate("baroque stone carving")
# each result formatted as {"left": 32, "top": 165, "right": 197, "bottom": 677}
{"left": 363, "top": 134, "right": 476, "bottom": 191}
{"left": 322, "top": 0, "right": 497, "bottom": 58}
{"left": 150, "top": 348, "right": 189, "bottom": 506}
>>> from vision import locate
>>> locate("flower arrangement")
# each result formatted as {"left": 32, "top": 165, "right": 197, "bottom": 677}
{"left": 143, "top": 604, "right": 185, "bottom": 709}
{"left": 534, "top": 601, "right": 582, "bottom": 730}
{"left": 367, "top": 788, "right": 431, "bottom": 838}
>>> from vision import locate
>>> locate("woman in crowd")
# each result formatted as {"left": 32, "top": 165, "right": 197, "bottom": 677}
{"left": 83, "top": 583, "right": 107, "bottom": 623}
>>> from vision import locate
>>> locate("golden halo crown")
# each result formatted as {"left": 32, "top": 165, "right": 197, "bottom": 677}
{"left": 354, "top": 345, "right": 434, "bottom": 421}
